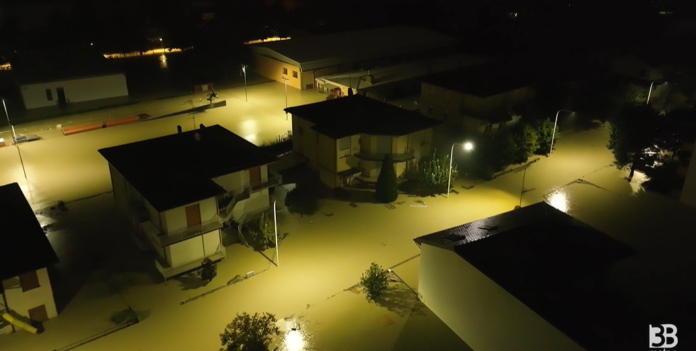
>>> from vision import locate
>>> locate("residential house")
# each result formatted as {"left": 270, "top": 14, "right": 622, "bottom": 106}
{"left": 413, "top": 201, "right": 642, "bottom": 351}
{"left": 0, "top": 183, "right": 60, "bottom": 334}
{"left": 420, "top": 59, "right": 592, "bottom": 134}
{"left": 98, "top": 125, "right": 280, "bottom": 280}
{"left": 285, "top": 95, "right": 442, "bottom": 188}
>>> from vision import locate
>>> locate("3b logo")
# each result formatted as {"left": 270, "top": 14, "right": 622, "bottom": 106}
{"left": 649, "top": 324, "right": 678, "bottom": 348}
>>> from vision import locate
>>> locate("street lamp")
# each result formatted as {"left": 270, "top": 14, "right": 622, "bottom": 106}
{"left": 549, "top": 109, "right": 572, "bottom": 156}
{"left": 447, "top": 142, "right": 473, "bottom": 198}
{"left": 281, "top": 77, "right": 289, "bottom": 120}
{"left": 241, "top": 64, "right": 248, "bottom": 102}
{"left": 273, "top": 200, "right": 279, "bottom": 267}
{"left": 159, "top": 38, "right": 164, "bottom": 54}
{"left": 2, "top": 98, "right": 31, "bottom": 203}
{"left": 646, "top": 80, "right": 666, "bottom": 105}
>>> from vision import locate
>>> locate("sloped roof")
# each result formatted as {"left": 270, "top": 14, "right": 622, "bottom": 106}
{"left": 250, "top": 27, "right": 459, "bottom": 71}
{"left": 0, "top": 183, "right": 59, "bottom": 281}
{"left": 285, "top": 95, "right": 442, "bottom": 139}
{"left": 414, "top": 202, "right": 638, "bottom": 350}
{"left": 99, "top": 125, "right": 277, "bottom": 212}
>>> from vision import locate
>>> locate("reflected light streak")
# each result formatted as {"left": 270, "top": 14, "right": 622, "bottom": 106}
{"left": 549, "top": 191, "right": 569, "bottom": 213}
{"left": 245, "top": 134, "right": 257, "bottom": 143}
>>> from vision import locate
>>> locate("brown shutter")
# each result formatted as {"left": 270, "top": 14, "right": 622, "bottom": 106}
{"left": 185, "top": 204, "right": 201, "bottom": 227}
{"left": 19, "top": 271, "right": 40, "bottom": 292}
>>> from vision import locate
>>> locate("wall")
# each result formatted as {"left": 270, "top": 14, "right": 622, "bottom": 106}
{"left": 301, "top": 70, "right": 315, "bottom": 90}
{"left": 21, "top": 74, "right": 129, "bottom": 109}
{"left": 213, "top": 170, "right": 247, "bottom": 193}
{"left": 109, "top": 164, "right": 131, "bottom": 219}
{"left": 680, "top": 149, "right": 696, "bottom": 208}
{"left": 336, "top": 134, "right": 360, "bottom": 174}
{"left": 293, "top": 116, "right": 317, "bottom": 164}
{"left": 252, "top": 54, "right": 302, "bottom": 89}
{"left": 162, "top": 197, "right": 217, "bottom": 234}
{"left": 144, "top": 199, "right": 160, "bottom": 229}
{"left": 231, "top": 189, "right": 270, "bottom": 220}
{"left": 1, "top": 268, "right": 58, "bottom": 325}
{"left": 165, "top": 229, "right": 220, "bottom": 267}
{"left": 418, "top": 244, "right": 585, "bottom": 351}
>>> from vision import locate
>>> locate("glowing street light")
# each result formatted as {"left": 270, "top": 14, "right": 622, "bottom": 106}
{"left": 241, "top": 64, "right": 248, "bottom": 102}
{"left": 646, "top": 80, "right": 667, "bottom": 105}
{"left": 159, "top": 38, "right": 164, "bottom": 54}
{"left": 549, "top": 109, "right": 572, "bottom": 156}
{"left": 447, "top": 142, "right": 473, "bottom": 198}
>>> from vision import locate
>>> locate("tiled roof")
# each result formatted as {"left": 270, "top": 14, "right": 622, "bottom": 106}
{"left": 0, "top": 183, "right": 59, "bottom": 281}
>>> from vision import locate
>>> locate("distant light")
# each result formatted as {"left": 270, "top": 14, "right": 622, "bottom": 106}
{"left": 463, "top": 142, "right": 474, "bottom": 151}
{"left": 159, "top": 38, "right": 163, "bottom": 41}
{"left": 285, "top": 330, "right": 305, "bottom": 351}
{"left": 90, "top": 43, "right": 93, "bottom": 46}
{"left": 549, "top": 191, "right": 569, "bottom": 213}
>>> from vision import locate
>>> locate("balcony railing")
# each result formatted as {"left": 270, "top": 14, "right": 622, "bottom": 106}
{"left": 217, "top": 174, "right": 283, "bottom": 212}
{"left": 143, "top": 219, "right": 223, "bottom": 247}
{"left": 356, "top": 150, "right": 415, "bottom": 162}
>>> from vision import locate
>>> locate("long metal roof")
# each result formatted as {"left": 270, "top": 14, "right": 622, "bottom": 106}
{"left": 249, "top": 27, "right": 459, "bottom": 71}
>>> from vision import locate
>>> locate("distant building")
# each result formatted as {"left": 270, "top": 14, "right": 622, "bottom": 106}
{"left": 285, "top": 95, "right": 441, "bottom": 187}
{"left": 0, "top": 183, "right": 60, "bottom": 334}
{"left": 9, "top": 51, "right": 129, "bottom": 110}
{"left": 249, "top": 27, "right": 460, "bottom": 90}
{"left": 414, "top": 201, "right": 640, "bottom": 351}
{"left": 98, "top": 126, "right": 281, "bottom": 280}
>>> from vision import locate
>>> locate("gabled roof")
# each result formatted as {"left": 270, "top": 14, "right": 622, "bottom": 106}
{"left": 414, "top": 202, "right": 638, "bottom": 350}
{"left": 99, "top": 125, "right": 278, "bottom": 212}
{"left": 285, "top": 95, "right": 442, "bottom": 139}
{"left": 250, "top": 27, "right": 459, "bottom": 71}
{"left": 9, "top": 50, "right": 123, "bottom": 85}
{"left": 421, "top": 59, "right": 594, "bottom": 98}
{"left": 0, "top": 183, "right": 59, "bottom": 281}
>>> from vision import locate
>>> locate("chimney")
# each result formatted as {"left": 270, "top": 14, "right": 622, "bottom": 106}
{"left": 177, "top": 125, "right": 182, "bottom": 134}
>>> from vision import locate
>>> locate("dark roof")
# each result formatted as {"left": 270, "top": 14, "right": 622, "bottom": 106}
{"left": 0, "top": 183, "right": 59, "bottom": 281}
{"left": 414, "top": 202, "right": 640, "bottom": 351}
{"left": 285, "top": 95, "right": 442, "bottom": 139}
{"left": 421, "top": 59, "right": 594, "bottom": 98}
{"left": 250, "top": 27, "right": 459, "bottom": 71}
{"left": 99, "top": 125, "right": 278, "bottom": 212}
{"left": 9, "top": 50, "right": 123, "bottom": 84}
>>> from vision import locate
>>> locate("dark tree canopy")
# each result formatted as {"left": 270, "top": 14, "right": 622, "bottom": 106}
{"left": 375, "top": 154, "right": 398, "bottom": 203}
{"left": 607, "top": 104, "right": 660, "bottom": 178}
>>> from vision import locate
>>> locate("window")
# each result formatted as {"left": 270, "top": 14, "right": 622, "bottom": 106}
{"left": 45, "top": 89, "right": 53, "bottom": 101}
{"left": 19, "top": 271, "right": 40, "bottom": 292}
{"left": 339, "top": 137, "right": 351, "bottom": 151}
{"left": 430, "top": 85, "right": 435, "bottom": 96}
{"left": 428, "top": 105, "right": 434, "bottom": 116}
{"left": 185, "top": 204, "right": 201, "bottom": 228}
{"left": 283, "top": 68, "right": 288, "bottom": 75}
{"left": 293, "top": 71, "right": 298, "bottom": 78}
{"left": 298, "top": 126, "right": 304, "bottom": 135}
{"left": 443, "top": 110, "right": 449, "bottom": 120}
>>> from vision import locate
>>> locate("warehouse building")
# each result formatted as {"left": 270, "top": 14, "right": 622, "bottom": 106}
{"left": 248, "top": 27, "right": 460, "bottom": 90}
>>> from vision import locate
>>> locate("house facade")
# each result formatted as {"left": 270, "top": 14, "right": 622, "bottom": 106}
{"left": 0, "top": 182, "right": 60, "bottom": 334}
{"left": 286, "top": 95, "right": 441, "bottom": 188}
{"left": 99, "top": 126, "right": 280, "bottom": 279}
{"left": 20, "top": 74, "right": 129, "bottom": 109}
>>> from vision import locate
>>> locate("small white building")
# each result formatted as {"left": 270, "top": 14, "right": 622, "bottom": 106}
{"left": 1, "top": 183, "right": 60, "bottom": 335}
{"left": 10, "top": 51, "right": 129, "bottom": 110}
{"left": 99, "top": 125, "right": 281, "bottom": 280}
{"left": 413, "top": 202, "right": 640, "bottom": 351}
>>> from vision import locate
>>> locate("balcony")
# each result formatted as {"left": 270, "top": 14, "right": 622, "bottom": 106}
{"left": 142, "top": 219, "right": 223, "bottom": 247}
{"left": 356, "top": 150, "right": 415, "bottom": 162}
{"left": 218, "top": 174, "right": 283, "bottom": 211}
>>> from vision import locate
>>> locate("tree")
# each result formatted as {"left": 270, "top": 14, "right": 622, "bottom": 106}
{"left": 535, "top": 119, "right": 561, "bottom": 154}
{"left": 347, "top": 88, "right": 354, "bottom": 96}
{"left": 511, "top": 123, "right": 540, "bottom": 162}
{"left": 247, "top": 213, "right": 276, "bottom": 250}
{"left": 200, "top": 257, "right": 217, "bottom": 282}
{"left": 418, "top": 151, "right": 457, "bottom": 188}
{"left": 360, "top": 262, "right": 389, "bottom": 303}
{"left": 286, "top": 187, "right": 319, "bottom": 216}
{"left": 607, "top": 104, "right": 660, "bottom": 179}
{"left": 220, "top": 312, "right": 280, "bottom": 351}
{"left": 375, "top": 154, "right": 398, "bottom": 203}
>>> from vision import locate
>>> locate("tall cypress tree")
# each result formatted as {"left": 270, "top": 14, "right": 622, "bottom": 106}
{"left": 375, "top": 154, "right": 398, "bottom": 203}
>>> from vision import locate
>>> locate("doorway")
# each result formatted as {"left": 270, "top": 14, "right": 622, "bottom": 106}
{"left": 28, "top": 305, "right": 48, "bottom": 322}
{"left": 185, "top": 204, "right": 201, "bottom": 228}
{"left": 56, "top": 87, "right": 66, "bottom": 106}
{"left": 249, "top": 167, "right": 261, "bottom": 186}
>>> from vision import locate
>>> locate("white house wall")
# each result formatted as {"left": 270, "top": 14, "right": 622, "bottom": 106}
{"left": 165, "top": 231, "right": 220, "bottom": 268}
{"left": 0, "top": 268, "right": 57, "bottom": 328}
{"left": 162, "top": 197, "right": 217, "bottom": 234}
{"left": 203, "top": 231, "right": 221, "bottom": 256}
{"left": 418, "top": 244, "right": 585, "bottom": 351}
{"left": 21, "top": 74, "right": 129, "bottom": 109}
{"left": 212, "top": 166, "right": 269, "bottom": 194}
{"left": 232, "top": 189, "right": 270, "bottom": 220}
{"left": 144, "top": 200, "right": 160, "bottom": 228}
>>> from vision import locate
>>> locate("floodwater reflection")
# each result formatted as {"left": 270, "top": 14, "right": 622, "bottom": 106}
{"left": 159, "top": 55, "right": 168, "bottom": 69}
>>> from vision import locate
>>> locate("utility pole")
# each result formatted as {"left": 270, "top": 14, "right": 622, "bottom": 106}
{"left": 2, "top": 98, "right": 32, "bottom": 203}
{"left": 518, "top": 166, "right": 527, "bottom": 209}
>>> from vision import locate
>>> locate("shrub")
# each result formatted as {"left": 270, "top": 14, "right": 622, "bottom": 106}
{"left": 418, "top": 151, "right": 457, "bottom": 187}
{"left": 110, "top": 308, "right": 139, "bottom": 324}
{"left": 200, "top": 257, "right": 217, "bottom": 282}
{"left": 220, "top": 312, "right": 280, "bottom": 351}
{"left": 360, "top": 262, "right": 389, "bottom": 303}
{"left": 246, "top": 213, "right": 276, "bottom": 250}
{"left": 286, "top": 187, "right": 319, "bottom": 215}
{"left": 375, "top": 154, "right": 398, "bottom": 203}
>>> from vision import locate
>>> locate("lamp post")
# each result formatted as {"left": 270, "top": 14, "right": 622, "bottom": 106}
{"left": 159, "top": 38, "right": 164, "bottom": 54}
{"left": 549, "top": 109, "right": 572, "bottom": 156}
{"left": 282, "top": 77, "right": 289, "bottom": 120}
{"left": 447, "top": 142, "right": 473, "bottom": 198}
{"left": 2, "top": 98, "right": 31, "bottom": 203}
{"left": 646, "top": 80, "right": 666, "bottom": 105}
{"left": 273, "top": 201, "right": 279, "bottom": 267}
{"left": 241, "top": 64, "right": 248, "bottom": 102}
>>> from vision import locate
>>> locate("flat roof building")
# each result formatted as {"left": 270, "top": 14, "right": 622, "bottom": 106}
{"left": 249, "top": 27, "right": 460, "bottom": 90}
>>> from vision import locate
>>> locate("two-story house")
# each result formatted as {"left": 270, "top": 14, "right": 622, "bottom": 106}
{"left": 1, "top": 183, "right": 60, "bottom": 334}
{"left": 285, "top": 95, "right": 442, "bottom": 188}
{"left": 419, "top": 61, "right": 538, "bottom": 134}
{"left": 98, "top": 125, "right": 280, "bottom": 280}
